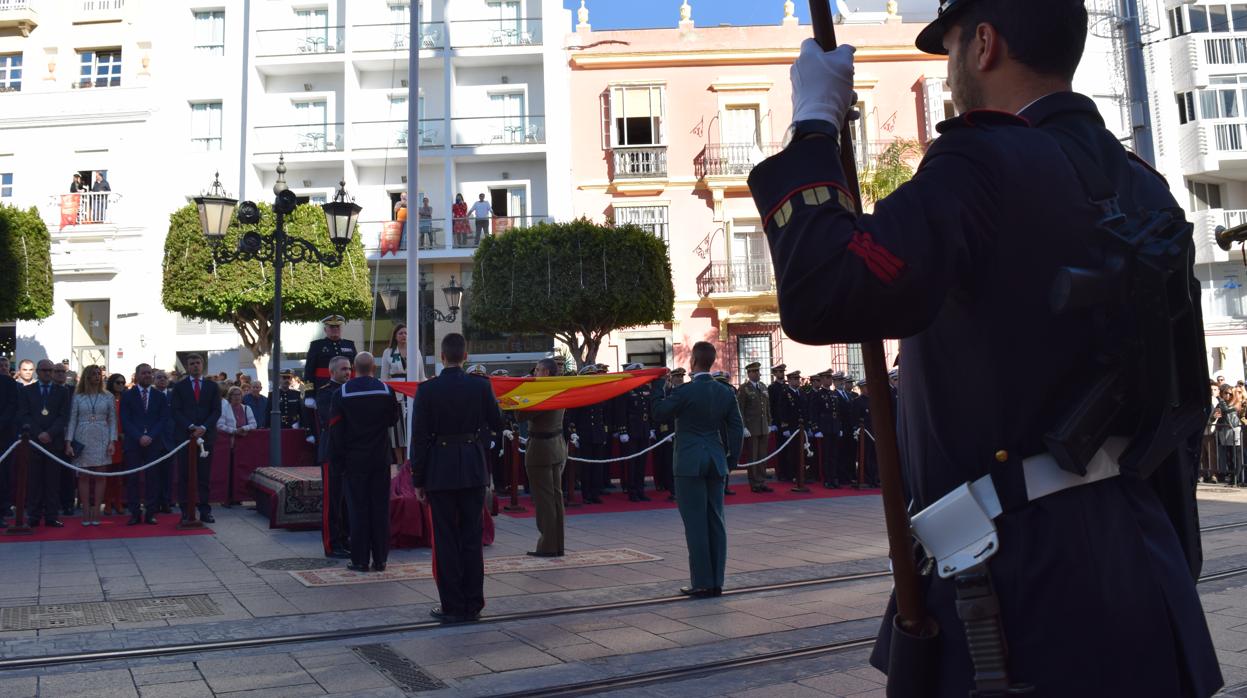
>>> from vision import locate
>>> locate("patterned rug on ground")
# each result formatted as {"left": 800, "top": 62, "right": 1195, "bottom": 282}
{"left": 289, "top": 547, "right": 663, "bottom": 587}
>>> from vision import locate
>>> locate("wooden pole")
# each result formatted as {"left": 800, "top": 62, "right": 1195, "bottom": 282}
{"left": 178, "top": 435, "right": 204, "bottom": 530}
{"left": 808, "top": 0, "right": 929, "bottom": 635}
{"left": 503, "top": 437, "right": 526, "bottom": 513}
{"left": 5, "top": 436, "right": 32, "bottom": 535}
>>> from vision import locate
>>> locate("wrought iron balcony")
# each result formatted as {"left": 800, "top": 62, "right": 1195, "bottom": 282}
{"left": 697, "top": 261, "right": 776, "bottom": 297}
{"left": 612, "top": 146, "right": 668, "bottom": 179}
{"left": 695, "top": 143, "right": 782, "bottom": 178}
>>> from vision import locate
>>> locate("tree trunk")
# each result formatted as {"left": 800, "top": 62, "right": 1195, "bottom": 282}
{"left": 232, "top": 304, "right": 273, "bottom": 380}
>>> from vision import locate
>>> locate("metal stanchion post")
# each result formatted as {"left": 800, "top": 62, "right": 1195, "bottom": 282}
{"left": 855, "top": 428, "right": 867, "bottom": 490}
{"left": 565, "top": 442, "right": 581, "bottom": 508}
{"left": 503, "top": 438, "right": 526, "bottom": 513}
{"left": 178, "top": 435, "right": 204, "bottom": 530}
{"left": 6, "top": 436, "right": 32, "bottom": 536}
{"left": 791, "top": 430, "right": 811, "bottom": 493}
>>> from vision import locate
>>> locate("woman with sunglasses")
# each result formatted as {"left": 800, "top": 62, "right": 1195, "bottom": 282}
{"left": 65, "top": 366, "right": 115, "bottom": 525}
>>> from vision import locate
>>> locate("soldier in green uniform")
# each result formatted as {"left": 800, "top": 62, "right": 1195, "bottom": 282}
{"left": 737, "top": 362, "right": 772, "bottom": 493}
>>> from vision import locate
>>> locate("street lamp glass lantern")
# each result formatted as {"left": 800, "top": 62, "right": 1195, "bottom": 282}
{"left": 444, "top": 275, "right": 465, "bottom": 312}
{"left": 322, "top": 180, "right": 361, "bottom": 246}
{"left": 194, "top": 173, "right": 237, "bottom": 241}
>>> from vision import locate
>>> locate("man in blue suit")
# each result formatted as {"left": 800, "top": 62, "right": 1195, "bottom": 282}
{"left": 121, "top": 364, "right": 169, "bottom": 525}
{"left": 653, "top": 341, "right": 744, "bottom": 598}
{"left": 169, "top": 354, "right": 221, "bottom": 523}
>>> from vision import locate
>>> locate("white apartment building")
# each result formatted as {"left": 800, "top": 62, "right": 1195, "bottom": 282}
{"left": 0, "top": 0, "right": 571, "bottom": 379}
{"left": 1150, "top": 0, "right": 1247, "bottom": 381}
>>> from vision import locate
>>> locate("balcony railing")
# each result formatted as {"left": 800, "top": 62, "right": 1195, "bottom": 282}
{"left": 252, "top": 123, "right": 344, "bottom": 154}
{"left": 449, "top": 18, "right": 542, "bottom": 48}
{"left": 612, "top": 146, "right": 668, "bottom": 179}
{"left": 352, "top": 119, "right": 444, "bottom": 149}
{"left": 81, "top": 0, "right": 123, "bottom": 9}
{"left": 55, "top": 192, "right": 120, "bottom": 227}
{"left": 351, "top": 22, "right": 444, "bottom": 51}
{"left": 0, "top": 0, "right": 32, "bottom": 10}
{"left": 362, "top": 215, "right": 551, "bottom": 254}
{"left": 697, "top": 261, "right": 776, "bottom": 296}
{"left": 695, "top": 143, "right": 782, "bottom": 178}
{"left": 451, "top": 115, "right": 544, "bottom": 146}
{"left": 1205, "top": 36, "right": 1247, "bottom": 65}
{"left": 1213, "top": 122, "right": 1247, "bottom": 152}
{"left": 255, "top": 26, "right": 345, "bottom": 57}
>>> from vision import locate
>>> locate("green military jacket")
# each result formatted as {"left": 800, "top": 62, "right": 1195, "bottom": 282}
{"left": 653, "top": 373, "right": 745, "bottom": 478}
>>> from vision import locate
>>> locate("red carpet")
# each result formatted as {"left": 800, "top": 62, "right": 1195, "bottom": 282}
{"left": 501, "top": 482, "right": 879, "bottom": 518}
{"left": 0, "top": 514, "right": 215, "bottom": 543}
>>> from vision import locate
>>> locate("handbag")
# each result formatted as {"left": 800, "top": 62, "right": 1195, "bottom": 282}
{"left": 70, "top": 440, "right": 86, "bottom": 457}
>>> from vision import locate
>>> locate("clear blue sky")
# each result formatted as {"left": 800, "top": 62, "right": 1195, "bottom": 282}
{"left": 560, "top": 0, "right": 940, "bottom": 31}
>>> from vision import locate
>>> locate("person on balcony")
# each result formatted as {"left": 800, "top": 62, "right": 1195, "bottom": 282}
{"left": 469, "top": 193, "right": 492, "bottom": 245}
{"left": 69, "top": 173, "right": 87, "bottom": 194}
{"left": 90, "top": 172, "right": 111, "bottom": 223}
{"left": 419, "top": 197, "right": 435, "bottom": 248}
{"left": 452, "top": 193, "right": 470, "bottom": 247}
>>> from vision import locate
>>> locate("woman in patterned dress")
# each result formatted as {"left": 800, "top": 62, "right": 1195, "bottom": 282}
{"left": 65, "top": 365, "right": 116, "bottom": 526}
{"left": 451, "top": 193, "right": 470, "bottom": 247}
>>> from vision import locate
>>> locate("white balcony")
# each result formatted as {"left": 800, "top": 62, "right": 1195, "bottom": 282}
{"left": 1193, "top": 208, "right": 1247, "bottom": 264}
{"left": 0, "top": 0, "right": 38, "bottom": 36}
{"left": 1177, "top": 120, "right": 1247, "bottom": 175}
{"left": 76, "top": 0, "right": 124, "bottom": 23}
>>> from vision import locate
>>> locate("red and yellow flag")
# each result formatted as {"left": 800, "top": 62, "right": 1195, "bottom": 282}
{"left": 388, "top": 367, "right": 669, "bottom": 411}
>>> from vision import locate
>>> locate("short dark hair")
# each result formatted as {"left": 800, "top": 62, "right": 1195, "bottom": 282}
{"left": 957, "top": 0, "right": 1087, "bottom": 82}
{"left": 441, "top": 333, "right": 467, "bottom": 364}
{"left": 691, "top": 341, "right": 716, "bottom": 372}
{"left": 185, "top": 353, "right": 204, "bottom": 365}
{"left": 536, "top": 357, "right": 559, "bottom": 376}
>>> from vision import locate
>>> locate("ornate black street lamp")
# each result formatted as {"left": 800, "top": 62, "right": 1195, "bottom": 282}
{"left": 193, "top": 158, "right": 361, "bottom": 467}
{"left": 418, "top": 275, "right": 464, "bottom": 323}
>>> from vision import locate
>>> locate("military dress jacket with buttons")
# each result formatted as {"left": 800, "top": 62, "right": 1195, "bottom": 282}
{"left": 277, "top": 389, "right": 303, "bottom": 429}
{"left": 748, "top": 92, "right": 1220, "bottom": 698}
{"left": 611, "top": 386, "right": 652, "bottom": 438}
{"left": 302, "top": 338, "right": 357, "bottom": 394}
{"left": 736, "top": 380, "right": 771, "bottom": 435}
{"left": 570, "top": 401, "right": 611, "bottom": 445}
{"left": 410, "top": 367, "right": 504, "bottom": 492}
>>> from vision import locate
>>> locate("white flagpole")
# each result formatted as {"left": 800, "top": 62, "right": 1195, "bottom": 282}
{"left": 405, "top": 1, "right": 421, "bottom": 381}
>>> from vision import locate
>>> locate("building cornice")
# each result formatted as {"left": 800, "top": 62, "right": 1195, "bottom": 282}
{"left": 0, "top": 110, "right": 154, "bottom": 129}
{"left": 570, "top": 46, "right": 942, "bottom": 70}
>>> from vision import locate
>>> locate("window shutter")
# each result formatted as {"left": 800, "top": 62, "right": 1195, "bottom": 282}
{"left": 600, "top": 89, "right": 612, "bottom": 150}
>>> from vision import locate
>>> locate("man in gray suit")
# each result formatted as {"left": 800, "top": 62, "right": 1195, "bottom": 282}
{"left": 653, "top": 342, "right": 744, "bottom": 598}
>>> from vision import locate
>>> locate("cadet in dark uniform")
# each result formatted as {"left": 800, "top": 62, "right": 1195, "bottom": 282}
{"left": 276, "top": 370, "right": 303, "bottom": 429}
{"left": 774, "top": 370, "right": 802, "bottom": 481}
{"left": 615, "top": 363, "right": 654, "bottom": 502}
{"left": 853, "top": 379, "right": 878, "bottom": 487}
{"left": 302, "top": 315, "right": 358, "bottom": 395}
{"left": 749, "top": 1, "right": 1221, "bottom": 694}
{"left": 766, "top": 365, "right": 786, "bottom": 478}
{"left": 411, "top": 333, "right": 503, "bottom": 623}
{"left": 317, "top": 356, "right": 351, "bottom": 558}
{"left": 569, "top": 365, "right": 609, "bottom": 504}
{"left": 810, "top": 370, "right": 845, "bottom": 488}
{"left": 329, "top": 353, "right": 398, "bottom": 573}
{"left": 828, "top": 371, "right": 856, "bottom": 485}
{"left": 653, "top": 368, "right": 683, "bottom": 500}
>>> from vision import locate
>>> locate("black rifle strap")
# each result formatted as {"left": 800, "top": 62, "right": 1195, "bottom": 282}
{"left": 954, "top": 566, "right": 1034, "bottom": 696}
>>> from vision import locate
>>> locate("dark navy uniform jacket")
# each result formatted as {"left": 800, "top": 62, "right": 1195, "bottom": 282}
{"left": 302, "top": 338, "right": 357, "bottom": 394}
{"left": 748, "top": 93, "right": 1221, "bottom": 697}
{"left": 410, "top": 367, "right": 503, "bottom": 492}
{"left": 328, "top": 376, "right": 398, "bottom": 472}
{"left": 0, "top": 374, "right": 17, "bottom": 449}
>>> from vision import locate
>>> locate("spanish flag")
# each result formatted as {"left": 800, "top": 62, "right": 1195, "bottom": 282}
{"left": 389, "top": 367, "right": 669, "bottom": 411}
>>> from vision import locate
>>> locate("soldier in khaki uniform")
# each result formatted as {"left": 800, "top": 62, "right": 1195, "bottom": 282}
{"left": 736, "top": 362, "right": 773, "bottom": 493}
{"left": 517, "top": 358, "right": 566, "bottom": 557}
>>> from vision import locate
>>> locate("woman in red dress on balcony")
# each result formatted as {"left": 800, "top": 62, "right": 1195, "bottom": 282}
{"left": 451, "top": 193, "right": 469, "bottom": 247}
{"left": 104, "top": 373, "right": 128, "bottom": 516}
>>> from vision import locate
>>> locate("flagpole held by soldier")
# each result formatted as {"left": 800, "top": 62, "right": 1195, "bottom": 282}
{"left": 748, "top": 0, "right": 1223, "bottom": 695}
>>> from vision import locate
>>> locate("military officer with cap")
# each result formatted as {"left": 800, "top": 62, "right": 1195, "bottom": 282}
{"left": 652, "top": 367, "right": 684, "bottom": 500}
{"left": 852, "top": 379, "right": 878, "bottom": 487}
{"left": 773, "top": 370, "right": 802, "bottom": 481}
{"left": 810, "top": 370, "right": 846, "bottom": 487}
{"left": 276, "top": 370, "right": 304, "bottom": 429}
{"left": 569, "top": 364, "right": 609, "bottom": 503}
{"left": 749, "top": 0, "right": 1221, "bottom": 694}
{"left": 827, "top": 371, "right": 856, "bottom": 485}
{"left": 303, "top": 315, "right": 357, "bottom": 395}
{"left": 737, "top": 362, "right": 773, "bottom": 493}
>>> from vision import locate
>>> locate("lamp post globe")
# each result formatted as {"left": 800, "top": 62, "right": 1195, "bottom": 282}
{"left": 443, "top": 275, "right": 465, "bottom": 313}
{"left": 323, "top": 180, "right": 362, "bottom": 248}
{"left": 194, "top": 172, "right": 237, "bottom": 242}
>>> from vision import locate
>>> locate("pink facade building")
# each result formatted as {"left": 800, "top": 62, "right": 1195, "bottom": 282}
{"left": 564, "top": 3, "right": 948, "bottom": 378}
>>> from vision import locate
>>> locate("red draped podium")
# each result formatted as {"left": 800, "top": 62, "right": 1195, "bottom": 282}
{"left": 171, "top": 430, "right": 316, "bottom": 505}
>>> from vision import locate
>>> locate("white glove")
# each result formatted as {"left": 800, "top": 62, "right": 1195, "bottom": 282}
{"left": 743, "top": 428, "right": 752, "bottom": 438}
{"left": 292, "top": 421, "right": 300, "bottom": 429}
{"left": 306, "top": 435, "right": 315, "bottom": 444}
{"left": 490, "top": 441, "right": 496, "bottom": 450}
{"left": 503, "top": 429, "right": 514, "bottom": 440}
{"left": 791, "top": 40, "right": 856, "bottom": 126}
{"left": 769, "top": 425, "right": 778, "bottom": 434}
{"left": 571, "top": 433, "right": 581, "bottom": 447}
{"left": 649, "top": 430, "right": 656, "bottom": 441}
{"left": 620, "top": 434, "right": 631, "bottom": 444}
{"left": 304, "top": 398, "right": 317, "bottom": 409}
{"left": 839, "top": 430, "right": 844, "bottom": 438}
{"left": 783, "top": 430, "right": 791, "bottom": 438}
{"left": 815, "top": 431, "right": 824, "bottom": 439}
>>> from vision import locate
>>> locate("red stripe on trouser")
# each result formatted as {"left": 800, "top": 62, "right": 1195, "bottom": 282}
{"left": 321, "top": 460, "right": 331, "bottom": 555}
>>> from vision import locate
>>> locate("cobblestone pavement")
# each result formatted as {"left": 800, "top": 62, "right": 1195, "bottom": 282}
{"left": 0, "top": 479, "right": 1244, "bottom": 696}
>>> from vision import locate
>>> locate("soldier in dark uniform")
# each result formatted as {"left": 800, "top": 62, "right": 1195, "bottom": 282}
{"left": 411, "top": 333, "right": 503, "bottom": 623}
{"left": 302, "top": 314, "right": 358, "bottom": 395}
{"left": 853, "top": 379, "right": 878, "bottom": 487}
{"left": 488, "top": 368, "right": 516, "bottom": 494}
{"left": 329, "top": 353, "right": 398, "bottom": 573}
{"left": 276, "top": 370, "right": 303, "bottom": 429}
{"left": 749, "top": 1, "right": 1221, "bottom": 694}
{"left": 810, "top": 370, "right": 845, "bottom": 488}
{"left": 773, "top": 370, "right": 802, "bottom": 481}
{"left": 569, "top": 365, "right": 609, "bottom": 504}
{"left": 653, "top": 368, "right": 683, "bottom": 501}
{"left": 316, "top": 356, "right": 351, "bottom": 558}
{"left": 828, "top": 371, "right": 857, "bottom": 486}
{"left": 614, "top": 363, "right": 654, "bottom": 502}
{"left": 766, "top": 364, "right": 786, "bottom": 472}
{"left": 713, "top": 371, "right": 739, "bottom": 495}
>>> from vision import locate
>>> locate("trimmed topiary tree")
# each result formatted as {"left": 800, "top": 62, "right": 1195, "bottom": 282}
{"left": 0, "top": 204, "right": 54, "bottom": 322}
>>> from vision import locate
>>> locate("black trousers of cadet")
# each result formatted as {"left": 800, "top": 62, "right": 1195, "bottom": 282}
{"left": 579, "top": 442, "right": 607, "bottom": 501}
{"left": 622, "top": 437, "right": 646, "bottom": 497}
{"left": 321, "top": 458, "right": 349, "bottom": 555}
{"left": 428, "top": 486, "right": 486, "bottom": 617}
{"left": 836, "top": 433, "right": 857, "bottom": 484}
{"left": 344, "top": 466, "right": 389, "bottom": 568}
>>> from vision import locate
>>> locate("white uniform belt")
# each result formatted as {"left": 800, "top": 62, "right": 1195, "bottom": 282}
{"left": 912, "top": 436, "right": 1128, "bottom": 579}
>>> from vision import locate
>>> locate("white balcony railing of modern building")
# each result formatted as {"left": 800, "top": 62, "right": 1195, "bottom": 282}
{"left": 255, "top": 26, "right": 346, "bottom": 58}
{"left": 256, "top": 19, "right": 542, "bottom": 59}
{"left": 359, "top": 215, "right": 553, "bottom": 257}
{"left": 351, "top": 22, "right": 446, "bottom": 52}
{"left": 1177, "top": 119, "right": 1247, "bottom": 175}
{"left": 351, "top": 119, "right": 444, "bottom": 150}
{"left": 450, "top": 115, "right": 544, "bottom": 147}
{"left": 252, "top": 123, "right": 344, "bottom": 155}
{"left": 254, "top": 117, "right": 546, "bottom": 157}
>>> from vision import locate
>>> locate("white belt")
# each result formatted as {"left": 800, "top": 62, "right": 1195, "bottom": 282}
{"left": 911, "top": 436, "right": 1128, "bottom": 579}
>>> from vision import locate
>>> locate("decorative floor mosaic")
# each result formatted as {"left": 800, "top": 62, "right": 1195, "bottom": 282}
{"left": 290, "top": 548, "right": 663, "bottom": 587}
{"left": 0, "top": 595, "right": 221, "bottom": 631}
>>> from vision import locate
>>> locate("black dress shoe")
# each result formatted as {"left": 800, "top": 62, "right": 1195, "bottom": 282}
{"left": 724, "top": 489, "right": 736, "bottom": 495}
{"left": 526, "top": 550, "right": 559, "bottom": 558}
{"left": 679, "top": 586, "right": 716, "bottom": 598}
{"left": 144, "top": 514, "right": 158, "bottom": 525}
{"left": 372, "top": 563, "right": 386, "bottom": 572}
{"left": 127, "top": 515, "right": 143, "bottom": 526}
{"left": 328, "top": 548, "right": 351, "bottom": 559}
{"left": 346, "top": 563, "right": 371, "bottom": 573}
{"left": 45, "top": 519, "right": 64, "bottom": 528}
{"left": 430, "top": 607, "right": 467, "bottom": 623}
{"left": 200, "top": 514, "right": 215, "bottom": 524}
